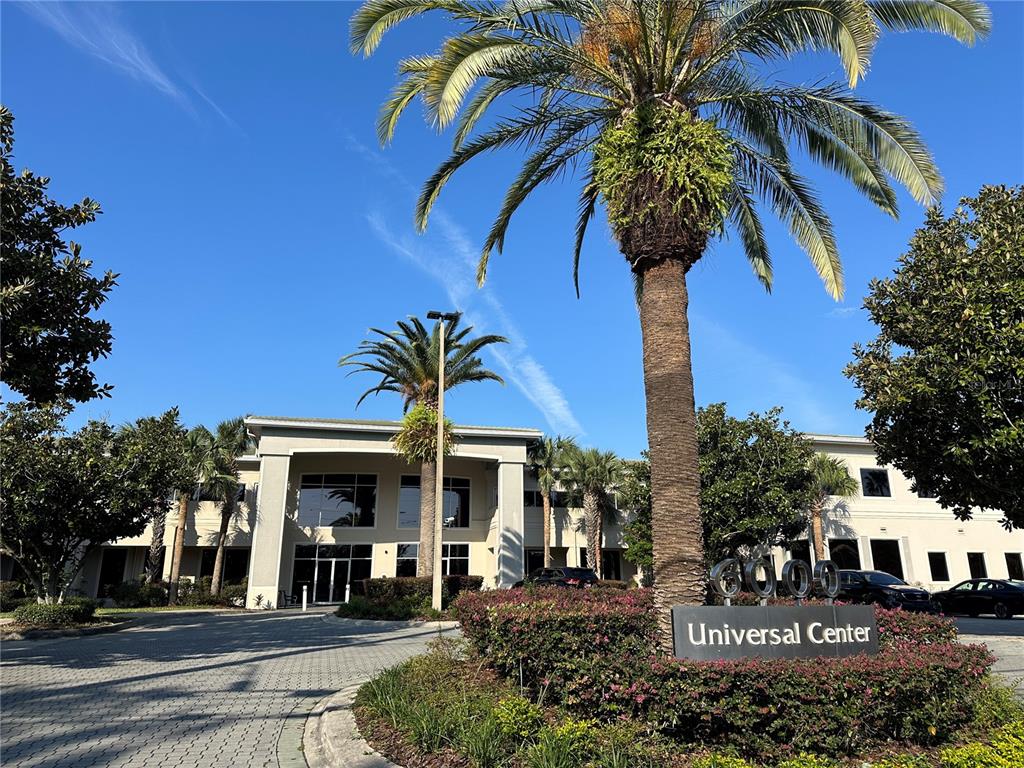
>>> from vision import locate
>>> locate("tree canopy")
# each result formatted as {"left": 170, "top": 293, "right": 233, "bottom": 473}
{"left": 620, "top": 452, "right": 653, "bottom": 579}
{"left": 0, "top": 403, "right": 192, "bottom": 602}
{"left": 0, "top": 106, "right": 117, "bottom": 404}
{"left": 847, "top": 185, "right": 1023, "bottom": 528}
{"left": 698, "top": 403, "right": 816, "bottom": 562}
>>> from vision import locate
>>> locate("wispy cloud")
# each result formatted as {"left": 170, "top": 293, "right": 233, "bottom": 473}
{"left": 826, "top": 305, "right": 862, "bottom": 319}
{"left": 354, "top": 138, "right": 583, "bottom": 435}
{"left": 690, "top": 312, "right": 838, "bottom": 433}
{"left": 19, "top": 1, "right": 235, "bottom": 127}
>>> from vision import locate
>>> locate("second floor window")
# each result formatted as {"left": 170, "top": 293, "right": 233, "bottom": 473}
{"left": 297, "top": 473, "right": 376, "bottom": 528}
{"left": 860, "top": 469, "right": 892, "bottom": 497}
{"left": 399, "top": 475, "right": 471, "bottom": 528}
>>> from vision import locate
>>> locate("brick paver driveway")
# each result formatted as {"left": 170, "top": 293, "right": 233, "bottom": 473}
{"left": 1, "top": 608, "right": 445, "bottom": 768}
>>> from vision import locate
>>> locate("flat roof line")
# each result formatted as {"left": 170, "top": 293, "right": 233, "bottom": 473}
{"left": 245, "top": 415, "right": 543, "bottom": 439}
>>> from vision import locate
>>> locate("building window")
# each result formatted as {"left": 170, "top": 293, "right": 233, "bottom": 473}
{"left": 1006, "top": 553, "right": 1024, "bottom": 581}
{"left": 398, "top": 475, "right": 471, "bottom": 529}
{"left": 788, "top": 540, "right": 812, "bottom": 566}
{"left": 928, "top": 552, "right": 950, "bottom": 582}
{"left": 442, "top": 543, "right": 469, "bottom": 576}
{"left": 915, "top": 484, "right": 935, "bottom": 499}
{"left": 870, "top": 539, "right": 904, "bottom": 579}
{"left": 291, "top": 543, "right": 372, "bottom": 603}
{"left": 601, "top": 550, "right": 622, "bottom": 581}
{"left": 396, "top": 543, "right": 418, "bottom": 577}
{"left": 297, "top": 474, "right": 376, "bottom": 528}
{"left": 828, "top": 539, "right": 861, "bottom": 570}
{"left": 525, "top": 548, "right": 544, "bottom": 575}
{"left": 524, "top": 490, "right": 542, "bottom": 507}
{"left": 200, "top": 548, "right": 217, "bottom": 579}
{"left": 860, "top": 469, "right": 891, "bottom": 497}
{"left": 967, "top": 552, "right": 987, "bottom": 579}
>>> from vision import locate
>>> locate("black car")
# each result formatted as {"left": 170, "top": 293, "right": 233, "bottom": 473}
{"left": 931, "top": 579, "right": 1024, "bottom": 619}
{"left": 838, "top": 569, "right": 935, "bottom": 612}
{"left": 513, "top": 567, "right": 598, "bottom": 589}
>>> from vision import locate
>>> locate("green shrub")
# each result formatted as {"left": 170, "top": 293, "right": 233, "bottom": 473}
{"left": 871, "top": 756, "right": 932, "bottom": 768}
{"left": 970, "top": 676, "right": 1024, "bottom": 731}
{"left": 336, "top": 594, "right": 438, "bottom": 621}
{"left": 0, "top": 580, "right": 27, "bottom": 611}
{"left": 776, "top": 755, "right": 838, "bottom": 768}
{"left": 690, "top": 756, "right": 752, "bottom": 768}
{"left": 109, "top": 580, "right": 169, "bottom": 608}
{"left": 175, "top": 577, "right": 224, "bottom": 606}
{"left": 493, "top": 695, "right": 543, "bottom": 739}
{"left": 220, "top": 580, "right": 247, "bottom": 606}
{"left": 361, "top": 575, "right": 483, "bottom": 606}
{"left": 13, "top": 598, "right": 97, "bottom": 627}
{"left": 455, "top": 712, "right": 505, "bottom": 768}
{"left": 524, "top": 724, "right": 588, "bottom": 768}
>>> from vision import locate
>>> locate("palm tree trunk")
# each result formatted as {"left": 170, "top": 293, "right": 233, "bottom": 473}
{"left": 542, "top": 491, "right": 553, "bottom": 568}
{"left": 168, "top": 494, "right": 189, "bottom": 605}
{"left": 638, "top": 257, "right": 706, "bottom": 648}
{"left": 810, "top": 496, "right": 826, "bottom": 563}
{"left": 146, "top": 507, "right": 167, "bottom": 584}
{"left": 417, "top": 459, "right": 437, "bottom": 578}
{"left": 210, "top": 501, "right": 233, "bottom": 596}
{"left": 584, "top": 491, "right": 602, "bottom": 579}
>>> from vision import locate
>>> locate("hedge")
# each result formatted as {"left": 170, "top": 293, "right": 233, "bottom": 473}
{"left": 13, "top": 598, "right": 98, "bottom": 627}
{"left": 362, "top": 575, "right": 484, "bottom": 604}
{"left": 452, "top": 588, "right": 992, "bottom": 760}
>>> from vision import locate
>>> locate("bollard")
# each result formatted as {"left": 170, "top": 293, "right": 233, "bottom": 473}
{"left": 345, "top": 582, "right": 351, "bottom": 604}
{"left": 302, "top": 585, "right": 307, "bottom": 612}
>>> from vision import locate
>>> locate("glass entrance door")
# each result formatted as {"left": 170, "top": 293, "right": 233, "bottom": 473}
{"left": 292, "top": 544, "right": 373, "bottom": 604}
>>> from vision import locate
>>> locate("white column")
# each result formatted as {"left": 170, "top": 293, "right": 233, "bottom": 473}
{"left": 899, "top": 536, "right": 915, "bottom": 582}
{"left": 495, "top": 461, "right": 525, "bottom": 588}
{"left": 246, "top": 453, "right": 290, "bottom": 609}
{"left": 859, "top": 536, "right": 874, "bottom": 570}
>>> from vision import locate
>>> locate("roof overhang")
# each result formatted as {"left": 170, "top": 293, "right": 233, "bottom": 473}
{"left": 244, "top": 415, "right": 542, "bottom": 442}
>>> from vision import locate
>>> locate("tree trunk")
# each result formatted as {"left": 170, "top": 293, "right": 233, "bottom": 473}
{"left": 810, "top": 496, "right": 826, "bottom": 563}
{"left": 542, "top": 490, "right": 553, "bottom": 568}
{"left": 168, "top": 494, "right": 189, "bottom": 605}
{"left": 638, "top": 257, "right": 706, "bottom": 649}
{"left": 584, "top": 491, "right": 602, "bottom": 579}
{"left": 146, "top": 507, "right": 167, "bottom": 584}
{"left": 417, "top": 459, "right": 437, "bottom": 578}
{"left": 210, "top": 500, "right": 233, "bottom": 596}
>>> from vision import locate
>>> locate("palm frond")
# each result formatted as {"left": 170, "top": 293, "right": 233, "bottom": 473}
{"left": 869, "top": 0, "right": 991, "bottom": 44}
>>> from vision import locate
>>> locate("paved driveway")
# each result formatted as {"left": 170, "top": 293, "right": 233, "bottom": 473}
{"left": 958, "top": 616, "right": 1024, "bottom": 693}
{"left": 1, "top": 609, "right": 446, "bottom": 768}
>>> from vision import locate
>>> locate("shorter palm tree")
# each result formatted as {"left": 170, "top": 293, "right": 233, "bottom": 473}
{"left": 168, "top": 427, "right": 215, "bottom": 605}
{"left": 807, "top": 454, "right": 859, "bottom": 562}
{"left": 208, "top": 417, "right": 251, "bottom": 596}
{"left": 340, "top": 315, "right": 506, "bottom": 577}
{"left": 528, "top": 435, "right": 576, "bottom": 568}
{"left": 560, "top": 447, "right": 621, "bottom": 579}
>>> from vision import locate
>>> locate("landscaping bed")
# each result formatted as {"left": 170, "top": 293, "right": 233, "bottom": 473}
{"left": 335, "top": 575, "right": 484, "bottom": 621}
{"left": 352, "top": 588, "right": 1022, "bottom": 767}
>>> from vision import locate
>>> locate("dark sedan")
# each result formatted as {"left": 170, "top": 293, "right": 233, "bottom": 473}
{"left": 838, "top": 569, "right": 935, "bottom": 612}
{"left": 513, "top": 567, "right": 598, "bottom": 589}
{"left": 931, "top": 579, "right": 1024, "bottom": 619}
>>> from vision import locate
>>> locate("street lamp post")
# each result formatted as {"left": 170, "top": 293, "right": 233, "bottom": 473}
{"left": 427, "top": 310, "right": 459, "bottom": 612}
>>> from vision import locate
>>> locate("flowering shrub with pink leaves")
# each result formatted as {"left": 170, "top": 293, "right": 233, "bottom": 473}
{"left": 452, "top": 588, "right": 994, "bottom": 760}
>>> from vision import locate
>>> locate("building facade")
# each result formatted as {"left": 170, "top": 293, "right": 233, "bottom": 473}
{"left": 67, "top": 417, "right": 1022, "bottom": 606}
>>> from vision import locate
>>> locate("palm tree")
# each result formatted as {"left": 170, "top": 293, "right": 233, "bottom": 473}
{"left": 559, "top": 446, "right": 621, "bottom": 578}
{"left": 528, "top": 435, "right": 576, "bottom": 567}
{"left": 208, "top": 417, "right": 251, "bottom": 596}
{"left": 340, "top": 314, "right": 506, "bottom": 577}
{"left": 350, "top": 0, "right": 990, "bottom": 639}
{"left": 168, "top": 426, "right": 215, "bottom": 605}
{"left": 807, "top": 453, "right": 859, "bottom": 563}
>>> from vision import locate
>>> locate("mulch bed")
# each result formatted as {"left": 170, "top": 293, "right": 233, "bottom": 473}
{"left": 0, "top": 618, "right": 132, "bottom": 641}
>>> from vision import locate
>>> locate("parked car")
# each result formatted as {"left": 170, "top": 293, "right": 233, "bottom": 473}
{"left": 838, "top": 569, "right": 935, "bottom": 612}
{"left": 931, "top": 579, "right": 1024, "bottom": 619}
{"left": 512, "top": 567, "right": 598, "bottom": 589}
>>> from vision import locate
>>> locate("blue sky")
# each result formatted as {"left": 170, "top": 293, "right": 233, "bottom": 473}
{"left": 3, "top": 1, "right": 1022, "bottom": 457}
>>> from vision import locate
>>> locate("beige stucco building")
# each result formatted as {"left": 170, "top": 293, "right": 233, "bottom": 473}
{"left": 66, "top": 418, "right": 1022, "bottom": 606}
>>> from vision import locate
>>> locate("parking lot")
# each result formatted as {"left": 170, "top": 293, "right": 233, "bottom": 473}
{"left": 958, "top": 616, "right": 1024, "bottom": 692}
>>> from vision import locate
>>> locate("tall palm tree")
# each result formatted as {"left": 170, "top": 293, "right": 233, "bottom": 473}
{"left": 168, "top": 426, "right": 215, "bottom": 605}
{"left": 807, "top": 453, "right": 859, "bottom": 563}
{"left": 559, "top": 446, "right": 621, "bottom": 578}
{"left": 528, "top": 435, "right": 576, "bottom": 567}
{"left": 341, "top": 314, "right": 506, "bottom": 577}
{"left": 208, "top": 417, "right": 251, "bottom": 596}
{"left": 350, "top": 0, "right": 990, "bottom": 639}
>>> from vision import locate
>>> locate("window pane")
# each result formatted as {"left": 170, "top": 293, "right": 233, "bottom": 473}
{"left": 401, "top": 475, "right": 420, "bottom": 488}
{"left": 297, "top": 487, "right": 323, "bottom": 527}
{"left": 397, "top": 543, "right": 418, "bottom": 559}
{"left": 444, "top": 544, "right": 469, "bottom": 558}
{"left": 448, "top": 477, "right": 470, "bottom": 489}
{"left": 968, "top": 552, "right": 987, "bottom": 579}
{"left": 324, "top": 474, "right": 355, "bottom": 485}
{"left": 525, "top": 548, "right": 544, "bottom": 574}
{"left": 928, "top": 552, "right": 950, "bottom": 581}
{"left": 199, "top": 549, "right": 217, "bottom": 579}
{"left": 291, "top": 559, "right": 315, "bottom": 599}
{"left": 828, "top": 539, "right": 861, "bottom": 570}
{"left": 351, "top": 544, "right": 373, "bottom": 560}
{"left": 860, "top": 469, "right": 892, "bottom": 497}
{"left": 524, "top": 490, "right": 539, "bottom": 507}
{"left": 446, "top": 557, "right": 469, "bottom": 576}
{"left": 300, "top": 474, "right": 324, "bottom": 487}
{"left": 1006, "top": 553, "right": 1024, "bottom": 581}
{"left": 318, "top": 544, "right": 349, "bottom": 559}
{"left": 443, "top": 485, "right": 470, "bottom": 528}
{"left": 553, "top": 491, "right": 569, "bottom": 508}
{"left": 399, "top": 484, "right": 421, "bottom": 529}
{"left": 350, "top": 558, "right": 371, "bottom": 583}
{"left": 354, "top": 485, "right": 376, "bottom": 527}
{"left": 870, "top": 540, "right": 904, "bottom": 579}
{"left": 295, "top": 545, "right": 318, "bottom": 559}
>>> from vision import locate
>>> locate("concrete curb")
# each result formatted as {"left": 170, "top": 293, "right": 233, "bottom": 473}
{"left": 0, "top": 618, "right": 134, "bottom": 642}
{"left": 303, "top": 684, "right": 400, "bottom": 768}
{"left": 320, "top": 612, "right": 460, "bottom": 631}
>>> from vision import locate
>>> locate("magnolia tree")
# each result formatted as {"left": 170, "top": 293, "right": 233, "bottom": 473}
{"left": 0, "top": 403, "right": 191, "bottom": 602}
